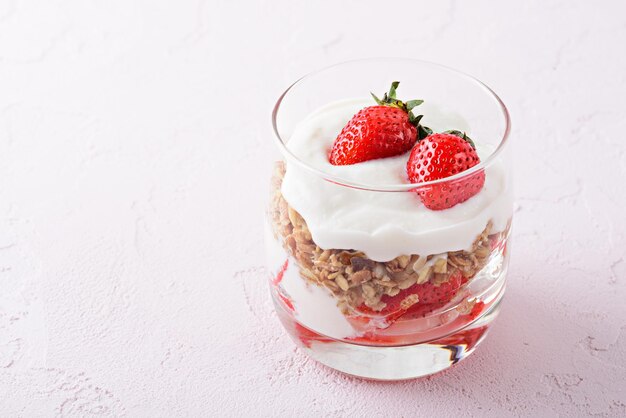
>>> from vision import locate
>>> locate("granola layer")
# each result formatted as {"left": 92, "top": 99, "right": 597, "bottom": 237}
{"left": 270, "top": 162, "right": 499, "bottom": 315}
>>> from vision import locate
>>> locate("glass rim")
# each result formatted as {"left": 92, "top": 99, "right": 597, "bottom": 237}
{"left": 271, "top": 57, "right": 511, "bottom": 192}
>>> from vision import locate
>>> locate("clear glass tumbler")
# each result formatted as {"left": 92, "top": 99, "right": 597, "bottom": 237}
{"left": 265, "top": 58, "right": 512, "bottom": 380}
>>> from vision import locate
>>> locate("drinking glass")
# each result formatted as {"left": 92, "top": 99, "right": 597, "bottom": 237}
{"left": 266, "top": 58, "right": 512, "bottom": 380}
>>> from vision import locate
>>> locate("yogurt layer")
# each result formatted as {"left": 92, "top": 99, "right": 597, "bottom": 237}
{"left": 281, "top": 99, "right": 513, "bottom": 262}
{"left": 265, "top": 222, "right": 356, "bottom": 339}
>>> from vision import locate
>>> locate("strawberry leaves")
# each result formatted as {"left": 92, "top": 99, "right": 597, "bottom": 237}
{"left": 370, "top": 81, "right": 431, "bottom": 136}
{"left": 442, "top": 129, "right": 476, "bottom": 149}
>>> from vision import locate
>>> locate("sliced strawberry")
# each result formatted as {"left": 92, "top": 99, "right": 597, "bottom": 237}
{"left": 352, "top": 270, "right": 466, "bottom": 327}
{"left": 293, "top": 323, "right": 332, "bottom": 348}
{"left": 271, "top": 259, "right": 289, "bottom": 286}
{"left": 346, "top": 332, "right": 405, "bottom": 346}
{"left": 416, "top": 270, "right": 465, "bottom": 304}
{"left": 403, "top": 300, "right": 447, "bottom": 319}
{"left": 468, "top": 301, "right": 485, "bottom": 320}
{"left": 382, "top": 269, "right": 464, "bottom": 310}
{"left": 278, "top": 293, "right": 294, "bottom": 311}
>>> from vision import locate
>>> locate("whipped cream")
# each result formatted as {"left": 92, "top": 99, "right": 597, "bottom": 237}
{"left": 280, "top": 99, "right": 513, "bottom": 262}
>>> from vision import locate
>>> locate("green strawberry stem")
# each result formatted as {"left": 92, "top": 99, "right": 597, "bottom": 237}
{"left": 443, "top": 129, "right": 476, "bottom": 149}
{"left": 369, "top": 82, "right": 475, "bottom": 145}
{"left": 371, "top": 81, "right": 432, "bottom": 140}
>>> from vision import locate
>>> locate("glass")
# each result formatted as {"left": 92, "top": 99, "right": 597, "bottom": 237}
{"left": 265, "top": 58, "right": 512, "bottom": 380}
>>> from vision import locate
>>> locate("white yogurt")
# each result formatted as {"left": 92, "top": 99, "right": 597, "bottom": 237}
{"left": 279, "top": 260, "right": 357, "bottom": 339}
{"left": 281, "top": 99, "right": 513, "bottom": 262}
{"left": 265, "top": 222, "right": 357, "bottom": 339}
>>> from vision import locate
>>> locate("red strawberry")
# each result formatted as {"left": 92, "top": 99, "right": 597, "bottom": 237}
{"left": 293, "top": 323, "right": 332, "bottom": 348}
{"left": 329, "top": 82, "right": 429, "bottom": 165}
{"left": 346, "top": 332, "right": 406, "bottom": 346}
{"left": 403, "top": 300, "right": 447, "bottom": 319}
{"left": 406, "top": 131, "right": 485, "bottom": 210}
{"left": 386, "top": 269, "right": 465, "bottom": 307}
{"left": 271, "top": 259, "right": 289, "bottom": 286}
{"left": 468, "top": 301, "right": 485, "bottom": 320}
{"left": 278, "top": 293, "right": 294, "bottom": 311}
{"left": 354, "top": 270, "right": 466, "bottom": 326}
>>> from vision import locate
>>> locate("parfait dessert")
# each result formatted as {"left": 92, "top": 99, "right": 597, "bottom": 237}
{"left": 266, "top": 60, "right": 512, "bottom": 380}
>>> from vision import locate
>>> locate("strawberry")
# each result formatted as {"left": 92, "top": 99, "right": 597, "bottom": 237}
{"left": 278, "top": 293, "right": 294, "bottom": 311}
{"left": 329, "top": 82, "right": 430, "bottom": 165}
{"left": 293, "top": 323, "right": 333, "bottom": 348}
{"left": 406, "top": 131, "right": 485, "bottom": 210}
{"left": 346, "top": 332, "right": 407, "bottom": 346}
{"left": 386, "top": 269, "right": 465, "bottom": 308}
{"left": 353, "top": 270, "right": 466, "bottom": 326}
{"left": 403, "top": 300, "right": 447, "bottom": 319}
{"left": 468, "top": 301, "right": 485, "bottom": 320}
{"left": 271, "top": 259, "right": 289, "bottom": 286}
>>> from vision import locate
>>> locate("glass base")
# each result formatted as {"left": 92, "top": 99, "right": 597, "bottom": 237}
{"left": 275, "top": 296, "right": 502, "bottom": 380}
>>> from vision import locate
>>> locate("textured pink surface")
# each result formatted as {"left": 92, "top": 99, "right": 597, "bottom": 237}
{"left": 1, "top": 0, "right": 625, "bottom": 416}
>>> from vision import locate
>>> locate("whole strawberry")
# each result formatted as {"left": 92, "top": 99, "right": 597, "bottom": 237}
{"left": 406, "top": 131, "right": 485, "bottom": 210}
{"left": 329, "top": 82, "right": 430, "bottom": 165}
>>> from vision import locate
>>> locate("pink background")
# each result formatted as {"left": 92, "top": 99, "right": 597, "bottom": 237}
{"left": 1, "top": 0, "right": 625, "bottom": 416}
